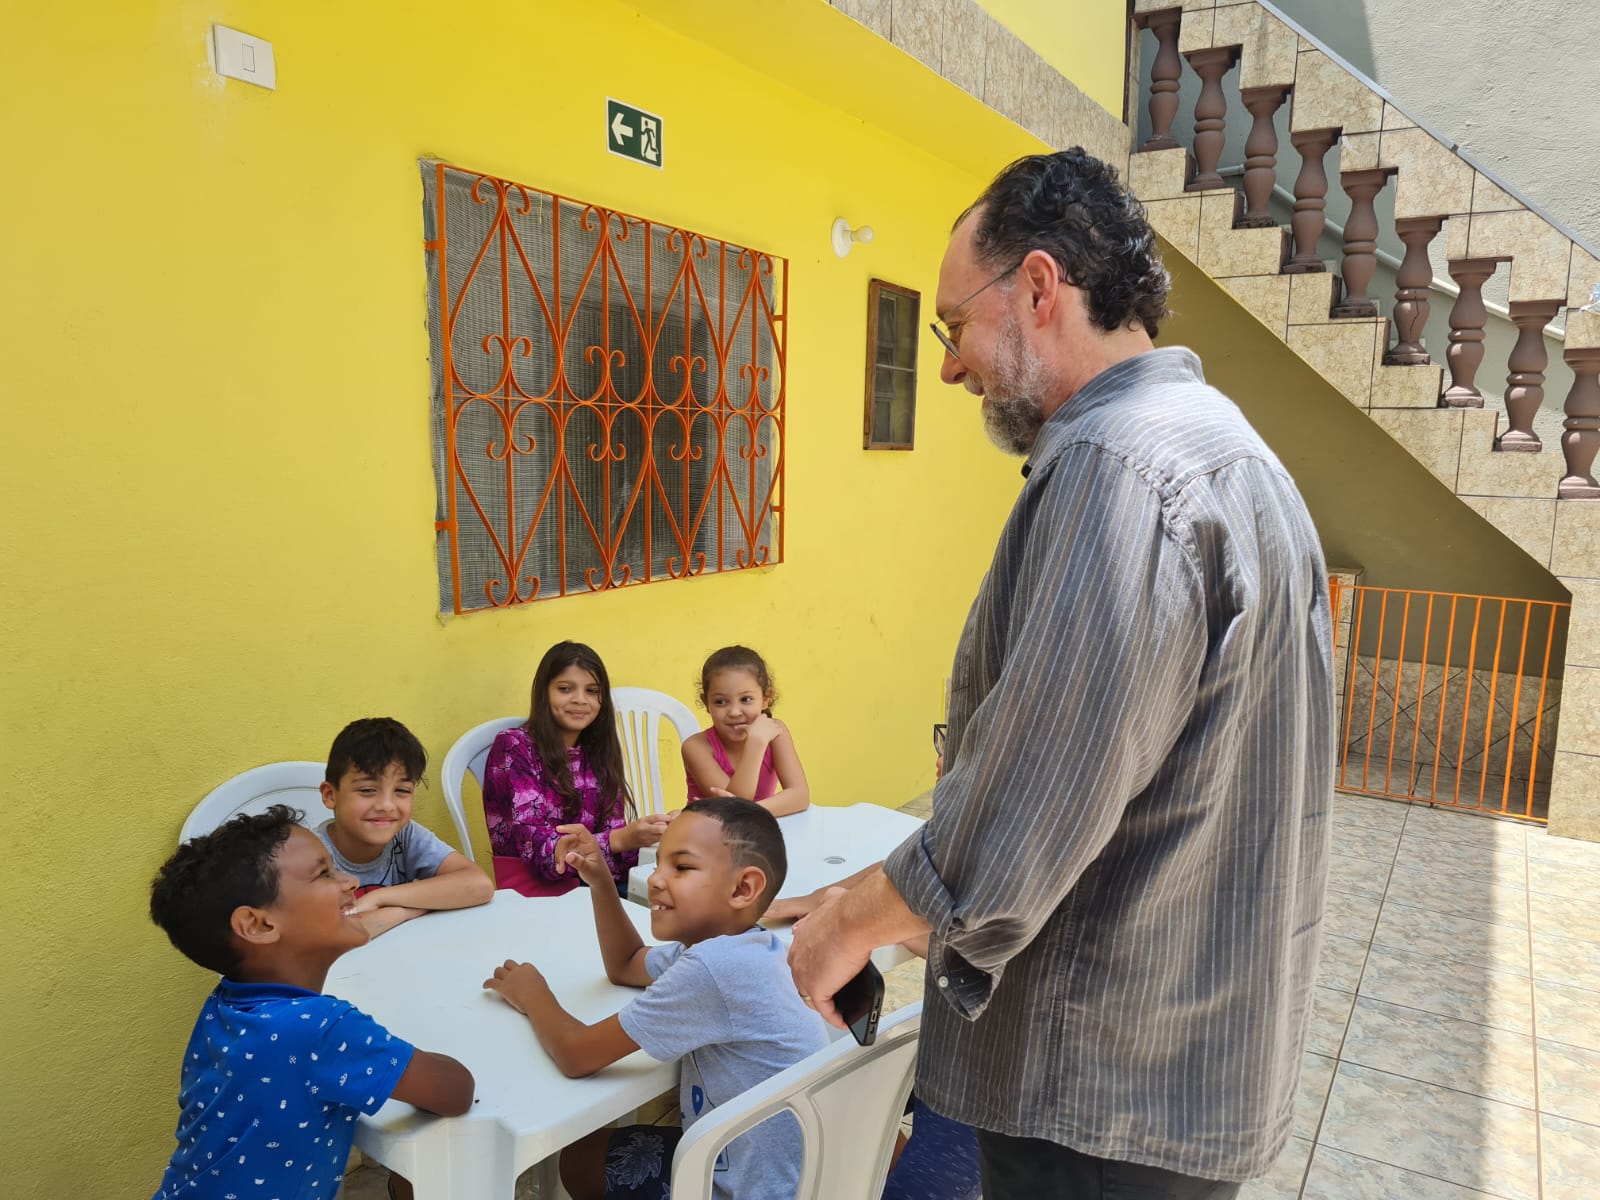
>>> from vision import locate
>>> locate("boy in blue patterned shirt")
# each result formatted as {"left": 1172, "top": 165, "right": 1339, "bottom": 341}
{"left": 149, "top": 805, "right": 474, "bottom": 1200}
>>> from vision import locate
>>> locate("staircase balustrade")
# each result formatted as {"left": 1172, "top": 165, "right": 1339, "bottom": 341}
{"left": 1561, "top": 347, "right": 1600, "bottom": 498}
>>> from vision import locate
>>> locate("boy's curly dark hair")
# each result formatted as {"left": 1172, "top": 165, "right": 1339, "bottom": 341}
{"left": 958, "top": 148, "right": 1170, "bottom": 338}
{"left": 150, "top": 805, "right": 301, "bottom": 976}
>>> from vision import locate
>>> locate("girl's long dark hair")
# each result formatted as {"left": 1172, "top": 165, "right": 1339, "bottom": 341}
{"left": 526, "top": 641, "right": 633, "bottom": 826}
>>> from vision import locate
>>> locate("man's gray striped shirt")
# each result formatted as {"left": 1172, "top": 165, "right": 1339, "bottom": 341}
{"left": 884, "top": 346, "right": 1334, "bottom": 1182}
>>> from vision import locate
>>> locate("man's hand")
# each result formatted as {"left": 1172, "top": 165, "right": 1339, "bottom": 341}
{"left": 554, "top": 823, "right": 610, "bottom": 885}
{"left": 484, "top": 959, "right": 552, "bottom": 1015}
{"left": 787, "top": 887, "right": 871, "bottom": 1030}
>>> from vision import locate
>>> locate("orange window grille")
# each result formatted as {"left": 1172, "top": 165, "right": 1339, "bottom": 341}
{"left": 422, "top": 162, "right": 787, "bottom": 613}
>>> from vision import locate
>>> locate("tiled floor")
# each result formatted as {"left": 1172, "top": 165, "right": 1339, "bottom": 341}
{"left": 1245, "top": 794, "right": 1600, "bottom": 1200}
{"left": 344, "top": 792, "right": 1600, "bottom": 1199}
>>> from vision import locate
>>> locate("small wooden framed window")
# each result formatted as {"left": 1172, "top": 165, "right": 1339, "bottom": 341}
{"left": 863, "top": 279, "right": 920, "bottom": 450}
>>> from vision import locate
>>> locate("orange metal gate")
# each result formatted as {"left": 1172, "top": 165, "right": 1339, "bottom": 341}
{"left": 1330, "top": 581, "right": 1569, "bottom": 823}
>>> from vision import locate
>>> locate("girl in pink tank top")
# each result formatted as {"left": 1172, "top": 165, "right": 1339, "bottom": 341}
{"left": 682, "top": 645, "right": 811, "bottom": 816}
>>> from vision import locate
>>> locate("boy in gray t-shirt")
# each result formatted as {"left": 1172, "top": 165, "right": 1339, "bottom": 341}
{"left": 315, "top": 717, "right": 492, "bottom": 939}
{"left": 485, "top": 797, "right": 828, "bottom": 1200}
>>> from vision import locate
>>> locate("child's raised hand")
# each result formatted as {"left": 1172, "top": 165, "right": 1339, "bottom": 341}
{"left": 483, "top": 959, "right": 550, "bottom": 1015}
{"left": 552, "top": 823, "right": 601, "bottom": 876}
{"left": 625, "top": 812, "right": 674, "bottom": 849}
{"left": 554, "top": 822, "right": 609, "bottom": 884}
{"left": 748, "top": 714, "right": 787, "bottom": 746}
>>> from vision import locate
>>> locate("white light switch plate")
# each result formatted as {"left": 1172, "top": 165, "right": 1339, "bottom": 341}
{"left": 213, "top": 24, "right": 275, "bottom": 90}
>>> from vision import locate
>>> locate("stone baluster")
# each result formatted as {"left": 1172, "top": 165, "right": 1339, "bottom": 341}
{"left": 1184, "top": 47, "right": 1241, "bottom": 191}
{"left": 1561, "top": 347, "right": 1600, "bottom": 498}
{"left": 1501, "top": 300, "right": 1562, "bottom": 450}
{"left": 1384, "top": 217, "right": 1444, "bottom": 364}
{"left": 1138, "top": 9, "right": 1184, "bottom": 153}
{"left": 1283, "top": 129, "right": 1339, "bottom": 274}
{"left": 1330, "top": 169, "right": 1396, "bottom": 318}
{"left": 1237, "top": 86, "right": 1290, "bottom": 228}
{"left": 1442, "top": 258, "right": 1497, "bottom": 407}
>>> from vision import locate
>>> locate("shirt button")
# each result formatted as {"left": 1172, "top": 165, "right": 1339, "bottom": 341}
{"left": 937, "top": 975, "right": 950, "bottom": 988}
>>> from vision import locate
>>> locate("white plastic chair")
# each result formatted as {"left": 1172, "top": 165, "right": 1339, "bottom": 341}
{"left": 670, "top": 1002, "right": 923, "bottom": 1200}
{"left": 179, "top": 761, "right": 327, "bottom": 844}
{"left": 611, "top": 686, "right": 700, "bottom": 818}
{"left": 439, "top": 716, "right": 524, "bottom": 861}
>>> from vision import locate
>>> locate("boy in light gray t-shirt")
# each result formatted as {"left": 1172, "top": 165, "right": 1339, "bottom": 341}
{"left": 484, "top": 797, "right": 829, "bottom": 1200}
{"left": 617, "top": 926, "right": 825, "bottom": 1198}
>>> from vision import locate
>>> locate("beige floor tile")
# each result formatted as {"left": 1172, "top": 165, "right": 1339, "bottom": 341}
{"left": 1335, "top": 794, "right": 1411, "bottom": 831}
{"left": 1536, "top": 1039, "right": 1600, "bottom": 1126}
{"left": 1340, "top": 996, "right": 1536, "bottom": 1107}
{"left": 1372, "top": 901, "right": 1531, "bottom": 976}
{"left": 1534, "top": 979, "right": 1600, "bottom": 1052}
{"left": 1394, "top": 831, "right": 1527, "bottom": 886}
{"left": 1540, "top": 1113, "right": 1600, "bottom": 1200}
{"left": 1382, "top": 865, "right": 1529, "bottom": 928}
{"left": 1526, "top": 827, "right": 1600, "bottom": 868}
{"left": 1295, "top": 1051, "right": 1337, "bottom": 1138}
{"left": 1302, "top": 1144, "right": 1507, "bottom": 1199}
{"left": 1318, "top": 933, "right": 1370, "bottom": 993}
{"left": 881, "top": 958, "right": 925, "bottom": 1014}
{"left": 1309, "top": 985, "right": 1357, "bottom": 1056}
{"left": 1325, "top": 887, "right": 1383, "bottom": 942}
{"left": 1403, "top": 806, "right": 1529, "bottom": 852}
{"left": 1238, "top": 1135, "right": 1314, "bottom": 1200}
{"left": 1528, "top": 889, "right": 1600, "bottom": 945}
{"left": 1525, "top": 853, "right": 1600, "bottom": 901}
{"left": 1358, "top": 943, "right": 1533, "bottom": 1033}
{"left": 1328, "top": 850, "right": 1393, "bottom": 898}
{"left": 1239, "top": 1135, "right": 1314, "bottom": 1200}
{"left": 1531, "top": 931, "right": 1600, "bottom": 991}
{"left": 1333, "top": 820, "right": 1401, "bottom": 864}
{"left": 1319, "top": 1063, "right": 1539, "bottom": 1199}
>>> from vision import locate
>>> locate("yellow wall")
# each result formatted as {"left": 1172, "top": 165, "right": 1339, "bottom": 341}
{"left": 0, "top": 1, "right": 1110, "bottom": 1194}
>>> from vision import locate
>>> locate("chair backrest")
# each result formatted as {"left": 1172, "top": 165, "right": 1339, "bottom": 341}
{"left": 439, "top": 716, "right": 525, "bottom": 862}
{"left": 670, "top": 1003, "right": 922, "bottom": 1200}
{"left": 611, "top": 686, "right": 700, "bottom": 817}
{"left": 179, "top": 762, "right": 328, "bottom": 845}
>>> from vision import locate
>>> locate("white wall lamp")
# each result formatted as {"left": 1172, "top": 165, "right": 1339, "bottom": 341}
{"left": 831, "top": 217, "right": 875, "bottom": 258}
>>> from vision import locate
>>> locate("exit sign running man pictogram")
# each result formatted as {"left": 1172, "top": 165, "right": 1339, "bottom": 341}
{"left": 606, "top": 99, "right": 663, "bottom": 169}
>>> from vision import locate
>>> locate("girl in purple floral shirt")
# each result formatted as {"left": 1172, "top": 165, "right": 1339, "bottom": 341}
{"left": 483, "top": 641, "right": 673, "bottom": 896}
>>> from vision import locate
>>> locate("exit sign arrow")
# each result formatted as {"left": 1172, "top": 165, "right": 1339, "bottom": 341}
{"left": 606, "top": 99, "right": 663, "bottom": 169}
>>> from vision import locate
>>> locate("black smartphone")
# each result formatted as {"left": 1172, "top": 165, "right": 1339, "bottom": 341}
{"left": 833, "top": 960, "right": 884, "bottom": 1046}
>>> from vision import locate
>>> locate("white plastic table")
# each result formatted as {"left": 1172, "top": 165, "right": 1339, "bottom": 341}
{"left": 325, "top": 889, "right": 676, "bottom": 1199}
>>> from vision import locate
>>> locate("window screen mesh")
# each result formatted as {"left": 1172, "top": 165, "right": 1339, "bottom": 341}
{"left": 423, "top": 162, "right": 785, "bottom": 613}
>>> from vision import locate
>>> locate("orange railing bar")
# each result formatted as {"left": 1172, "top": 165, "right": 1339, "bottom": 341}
{"left": 1331, "top": 583, "right": 1567, "bottom": 824}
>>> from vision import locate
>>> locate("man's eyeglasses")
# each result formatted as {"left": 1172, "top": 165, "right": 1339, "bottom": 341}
{"left": 929, "top": 261, "right": 1023, "bottom": 360}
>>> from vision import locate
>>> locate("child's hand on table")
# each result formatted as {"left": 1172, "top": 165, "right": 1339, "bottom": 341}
{"left": 483, "top": 959, "right": 552, "bottom": 1015}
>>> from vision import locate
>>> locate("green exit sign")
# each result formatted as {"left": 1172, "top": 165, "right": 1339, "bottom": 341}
{"left": 606, "top": 99, "right": 663, "bottom": 169}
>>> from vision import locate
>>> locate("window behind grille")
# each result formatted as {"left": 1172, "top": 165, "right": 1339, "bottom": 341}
{"left": 422, "top": 162, "right": 787, "bottom": 614}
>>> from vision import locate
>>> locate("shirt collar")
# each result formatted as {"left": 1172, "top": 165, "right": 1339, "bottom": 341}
{"left": 1020, "top": 347, "right": 1204, "bottom": 477}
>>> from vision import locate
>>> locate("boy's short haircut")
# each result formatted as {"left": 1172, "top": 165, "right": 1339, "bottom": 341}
{"left": 684, "top": 796, "right": 788, "bottom": 915}
{"left": 150, "top": 805, "right": 302, "bottom": 977}
{"left": 325, "top": 716, "right": 427, "bottom": 787}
